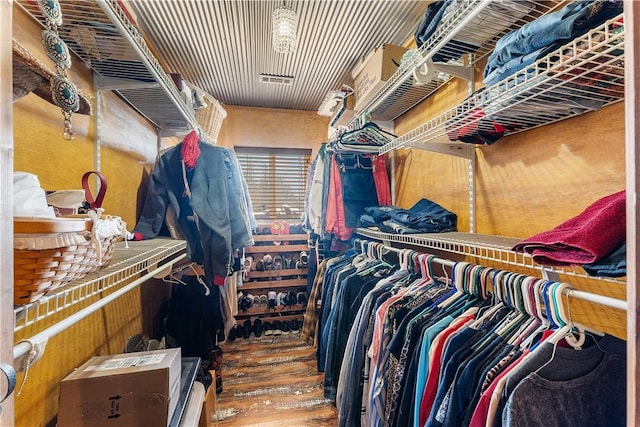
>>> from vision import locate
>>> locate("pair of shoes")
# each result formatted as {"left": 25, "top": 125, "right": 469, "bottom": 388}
{"left": 283, "top": 255, "right": 294, "bottom": 269}
{"left": 272, "top": 320, "right": 282, "bottom": 336}
{"left": 242, "top": 256, "right": 253, "bottom": 281}
{"left": 287, "top": 290, "right": 297, "bottom": 306}
{"left": 263, "top": 321, "right": 273, "bottom": 336}
{"left": 268, "top": 291, "right": 277, "bottom": 308}
{"left": 257, "top": 294, "right": 269, "bottom": 307}
{"left": 254, "top": 319, "right": 264, "bottom": 337}
{"left": 277, "top": 292, "right": 287, "bottom": 307}
{"left": 291, "top": 319, "right": 301, "bottom": 333}
{"left": 281, "top": 320, "right": 291, "bottom": 334}
{"left": 263, "top": 254, "right": 274, "bottom": 270}
{"left": 238, "top": 292, "right": 255, "bottom": 311}
{"left": 299, "top": 251, "right": 309, "bottom": 266}
{"left": 277, "top": 290, "right": 297, "bottom": 308}
{"left": 204, "top": 345, "right": 224, "bottom": 395}
{"left": 296, "top": 292, "right": 308, "bottom": 305}
{"left": 228, "top": 324, "right": 239, "bottom": 342}
{"left": 273, "top": 254, "right": 283, "bottom": 270}
{"left": 242, "top": 319, "right": 252, "bottom": 339}
{"left": 256, "top": 260, "right": 265, "bottom": 271}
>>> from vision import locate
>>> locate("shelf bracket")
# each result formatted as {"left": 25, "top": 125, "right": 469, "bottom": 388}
{"left": 432, "top": 62, "right": 474, "bottom": 83}
{"left": 405, "top": 142, "right": 475, "bottom": 159}
{"left": 95, "top": 76, "right": 161, "bottom": 91}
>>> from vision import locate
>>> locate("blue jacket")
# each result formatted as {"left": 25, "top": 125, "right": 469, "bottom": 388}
{"left": 134, "top": 141, "right": 254, "bottom": 283}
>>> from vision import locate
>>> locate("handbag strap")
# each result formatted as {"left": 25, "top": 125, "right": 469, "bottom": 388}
{"left": 82, "top": 171, "right": 107, "bottom": 210}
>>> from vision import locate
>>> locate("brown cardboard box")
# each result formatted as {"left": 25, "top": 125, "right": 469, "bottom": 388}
{"left": 58, "top": 348, "right": 182, "bottom": 427}
{"left": 351, "top": 44, "right": 408, "bottom": 112}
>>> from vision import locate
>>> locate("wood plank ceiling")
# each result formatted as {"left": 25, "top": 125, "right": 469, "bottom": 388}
{"left": 128, "top": 1, "right": 429, "bottom": 111}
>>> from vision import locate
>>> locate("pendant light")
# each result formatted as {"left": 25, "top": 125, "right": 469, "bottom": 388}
{"left": 272, "top": 4, "right": 297, "bottom": 54}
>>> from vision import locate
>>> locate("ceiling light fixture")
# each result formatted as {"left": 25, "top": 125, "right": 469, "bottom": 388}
{"left": 272, "top": 5, "right": 297, "bottom": 54}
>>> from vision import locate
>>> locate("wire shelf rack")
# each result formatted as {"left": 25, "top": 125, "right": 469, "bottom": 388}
{"left": 14, "top": 239, "right": 186, "bottom": 332}
{"left": 354, "top": 228, "right": 626, "bottom": 286}
{"left": 17, "top": 0, "right": 199, "bottom": 133}
{"left": 353, "top": 0, "right": 563, "bottom": 123}
{"left": 381, "top": 13, "right": 625, "bottom": 154}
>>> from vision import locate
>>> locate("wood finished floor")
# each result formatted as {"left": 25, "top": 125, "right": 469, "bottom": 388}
{"left": 211, "top": 332, "right": 339, "bottom": 426}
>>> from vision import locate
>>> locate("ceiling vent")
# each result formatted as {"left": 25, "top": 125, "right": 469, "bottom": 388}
{"left": 259, "top": 74, "right": 294, "bottom": 85}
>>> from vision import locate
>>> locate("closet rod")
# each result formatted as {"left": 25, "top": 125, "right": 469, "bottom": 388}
{"left": 361, "top": 240, "right": 627, "bottom": 312}
{"left": 13, "top": 253, "right": 187, "bottom": 369}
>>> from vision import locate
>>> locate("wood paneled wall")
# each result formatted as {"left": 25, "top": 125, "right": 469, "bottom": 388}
{"left": 217, "top": 105, "right": 330, "bottom": 156}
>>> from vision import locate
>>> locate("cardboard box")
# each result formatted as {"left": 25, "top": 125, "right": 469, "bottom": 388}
{"left": 58, "top": 348, "right": 182, "bottom": 427}
{"left": 351, "top": 44, "right": 408, "bottom": 112}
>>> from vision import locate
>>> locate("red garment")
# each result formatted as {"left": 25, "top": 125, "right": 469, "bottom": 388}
{"left": 468, "top": 352, "right": 528, "bottom": 427}
{"left": 325, "top": 156, "right": 354, "bottom": 240}
{"left": 372, "top": 155, "right": 392, "bottom": 206}
{"left": 180, "top": 130, "right": 201, "bottom": 168}
{"left": 419, "top": 315, "right": 475, "bottom": 426}
{"left": 512, "top": 190, "right": 626, "bottom": 265}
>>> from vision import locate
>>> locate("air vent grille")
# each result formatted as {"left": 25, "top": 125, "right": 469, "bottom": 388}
{"left": 259, "top": 74, "right": 294, "bottom": 85}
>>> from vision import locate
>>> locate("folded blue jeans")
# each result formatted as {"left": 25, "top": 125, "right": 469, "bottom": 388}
{"left": 484, "top": 0, "right": 622, "bottom": 81}
{"left": 388, "top": 198, "right": 457, "bottom": 232}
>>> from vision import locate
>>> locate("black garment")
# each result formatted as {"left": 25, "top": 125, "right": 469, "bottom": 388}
{"left": 442, "top": 334, "right": 506, "bottom": 426}
{"left": 460, "top": 345, "right": 520, "bottom": 426}
{"left": 495, "top": 333, "right": 627, "bottom": 427}
{"left": 335, "top": 153, "right": 379, "bottom": 228}
{"left": 325, "top": 265, "right": 390, "bottom": 401}
{"left": 162, "top": 275, "right": 223, "bottom": 359}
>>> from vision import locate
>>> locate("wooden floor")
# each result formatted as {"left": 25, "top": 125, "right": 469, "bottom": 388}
{"left": 211, "top": 332, "right": 339, "bottom": 426}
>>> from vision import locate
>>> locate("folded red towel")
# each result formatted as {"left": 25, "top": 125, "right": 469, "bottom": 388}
{"left": 512, "top": 190, "right": 625, "bottom": 266}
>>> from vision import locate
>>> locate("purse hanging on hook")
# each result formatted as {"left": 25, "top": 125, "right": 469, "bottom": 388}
{"left": 82, "top": 171, "right": 107, "bottom": 210}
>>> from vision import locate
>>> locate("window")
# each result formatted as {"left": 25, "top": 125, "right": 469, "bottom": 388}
{"left": 235, "top": 146, "right": 311, "bottom": 221}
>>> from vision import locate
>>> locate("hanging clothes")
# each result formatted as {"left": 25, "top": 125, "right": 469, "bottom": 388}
{"left": 312, "top": 240, "right": 627, "bottom": 427}
{"left": 133, "top": 131, "right": 255, "bottom": 285}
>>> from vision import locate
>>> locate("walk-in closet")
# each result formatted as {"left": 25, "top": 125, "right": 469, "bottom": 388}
{"left": 2, "top": 1, "right": 638, "bottom": 426}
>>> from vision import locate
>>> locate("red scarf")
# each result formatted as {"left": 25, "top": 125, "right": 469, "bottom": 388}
{"left": 180, "top": 130, "right": 201, "bottom": 168}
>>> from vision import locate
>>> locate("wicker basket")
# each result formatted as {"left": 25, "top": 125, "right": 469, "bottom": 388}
{"left": 194, "top": 94, "right": 227, "bottom": 144}
{"left": 13, "top": 217, "right": 122, "bottom": 305}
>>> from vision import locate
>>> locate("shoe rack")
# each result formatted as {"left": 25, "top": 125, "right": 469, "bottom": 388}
{"left": 236, "top": 232, "right": 309, "bottom": 321}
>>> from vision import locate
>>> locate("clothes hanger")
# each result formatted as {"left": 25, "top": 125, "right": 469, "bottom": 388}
{"left": 468, "top": 269, "right": 507, "bottom": 329}
{"left": 543, "top": 282, "right": 590, "bottom": 349}
{"left": 507, "top": 277, "right": 542, "bottom": 346}
{"left": 164, "top": 262, "right": 211, "bottom": 295}
{"left": 495, "top": 274, "right": 530, "bottom": 339}
{"left": 188, "top": 263, "right": 210, "bottom": 296}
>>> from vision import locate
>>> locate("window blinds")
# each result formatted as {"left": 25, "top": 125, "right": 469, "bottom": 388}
{"left": 234, "top": 146, "right": 311, "bottom": 221}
